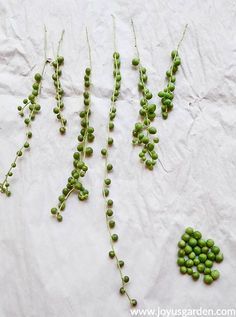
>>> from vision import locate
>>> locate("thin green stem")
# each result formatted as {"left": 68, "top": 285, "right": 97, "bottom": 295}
{"left": 86, "top": 28, "right": 92, "bottom": 69}
{"left": 177, "top": 24, "right": 188, "bottom": 52}
{"left": 111, "top": 14, "right": 117, "bottom": 52}
{"left": 57, "top": 30, "right": 65, "bottom": 57}
{"left": 131, "top": 19, "right": 140, "bottom": 58}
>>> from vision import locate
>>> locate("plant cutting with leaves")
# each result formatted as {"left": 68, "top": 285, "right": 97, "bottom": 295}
{"left": 100, "top": 16, "right": 137, "bottom": 308}
{"left": 50, "top": 29, "right": 94, "bottom": 222}
{"left": 131, "top": 19, "right": 159, "bottom": 171}
{"left": 52, "top": 30, "right": 67, "bottom": 134}
{"left": 158, "top": 24, "right": 188, "bottom": 119}
{"left": 0, "top": 29, "right": 48, "bottom": 196}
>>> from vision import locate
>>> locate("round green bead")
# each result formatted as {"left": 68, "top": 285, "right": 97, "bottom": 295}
{"left": 215, "top": 253, "right": 224, "bottom": 263}
{"left": 193, "top": 231, "right": 202, "bottom": 240}
{"left": 194, "top": 258, "right": 200, "bottom": 266}
{"left": 182, "top": 233, "right": 190, "bottom": 242}
{"left": 198, "top": 239, "right": 206, "bottom": 248}
{"left": 186, "top": 259, "right": 194, "bottom": 268}
{"left": 178, "top": 249, "right": 185, "bottom": 257}
{"left": 188, "top": 252, "right": 196, "bottom": 260}
{"left": 187, "top": 268, "right": 193, "bottom": 275}
{"left": 51, "top": 208, "right": 57, "bottom": 215}
{"left": 180, "top": 266, "right": 187, "bottom": 274}
{"left": 211, "top": 246, "right": 220, "bottom": 255}
{"left": 204, "top": 275, "right": 213, "bottom": 285}
{"left": 132, "top": 58, "right": 140, "bottom": 66}
{"left": 207, "top": 252, "right": 216, "bottom": 261}
{"left": 184, "top": 245, "right": 192, "bottom": 254}
{"left": 199, "top": 254, "right": 207, "bottom": 263}
{"left": 206, "top": 239, "right": 214, "bottom": 248}
{"left": 211, "top": 270, "right": 220, "bottom": 280}
{"left": 202, "top": 247, "right": 209, "bottom": 254}
{"left": 178, "top": 240, "right": 186, "bottom": 248}
{"left": 192, "top": 272, "right": 200, "bottom": 281}
{"left": 197, "top": 264, "right": 205, "bottom": 273}
{"left": 193, "top": 246, "right": 201, "bottom": 255}
{"left": 177, "top": 257, "right": 185, "bottom": 267}
{"left": 188, "top": 238, "right": 197, "bottom": 247}
{"left": 185, "top": 227, "right": 194, "bottom": 235}
{"left": 204, "top": 268, "right": 211, "bottom": 275}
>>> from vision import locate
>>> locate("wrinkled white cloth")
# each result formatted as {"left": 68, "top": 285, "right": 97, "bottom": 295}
{"left": 0, "top": 0, "right": 235, "bottom": 316}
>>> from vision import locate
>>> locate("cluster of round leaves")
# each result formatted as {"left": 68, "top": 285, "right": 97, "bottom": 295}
{"left": 50, "top": 67, "right": 94, "bottom": 222}
{"left": 0, "top": 73, "right": 42, "bottom": 197}
{"left": 52, "top": 56, "right": 67, "bottom": 134}
{"left": 177, "top": 227, "right": 224, "bottom": 285}
{"left": 131, "top": 58, "right": 159, "bottom": 170}
{"left": 158, "top": 50, "right": 181, "bottom": 120}
{"left": 100, "top": 52, "right": 137, "bottom": 308}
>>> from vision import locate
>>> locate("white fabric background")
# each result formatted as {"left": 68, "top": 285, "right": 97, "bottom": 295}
{"left": 0, "top": 0, "right": 236, "bottom": 316}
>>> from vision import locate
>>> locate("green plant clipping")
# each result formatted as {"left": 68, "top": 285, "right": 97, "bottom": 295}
{"left": 101, "top": 16, "right": 137, "bottom": 308}
{"left": 50, "top": 28, "right": 94, "bottom": 222}
{"left": 177, "top": 227, "right": 224, "bottom": 285}
{"left": 131, "top": 19, "right": 159, "bottom": 171}
{"left": 52, "top": 30, "right": 67, "bottom": 134}
{"left": 158, "top": 25, "right": 188, "bottom": 120}
{"left": 0, "top": 28, "right": 48, "bottom": 197}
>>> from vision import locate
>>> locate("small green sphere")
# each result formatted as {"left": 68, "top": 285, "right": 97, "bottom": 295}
{"left": 193, "top": 231, "right": 202, "bottom": 240}
{"left": 177, "top": 257, "right": 185, "bottom": 267}
{"left": 120, "top": 287, "right": 125, "bottom": 295}
{"left": 178, "top": 249, "right": 185, "bottom": 257}
{"left": 188, "top": 252, "right": 196, "bottom": 260}
{"left": 204, "top": 275, "right": 213, "bottom": 285}
{"left": 107, "top": 199, "right": 113, "bottom": 207}
{"left": 204, "top": 268, "right": 212, "bottom": 275}
{"left": 51, "top": 208, "right": 57, "bottom": 215}
{"left": 199, "top": 253, "right": 207, "bottom": 263}
{"left": 107, "top": 164, "right": 113, "bottom": 172}
{"left": 132, "top": 58, "right": 140, "bottom": 66}
{"left": 60, "top": 127, "right": 66, "bottom": 134}
{"left": 57, "top": 214, "right": 63, "bottom": 222}
{"left": 184, "top": 245, "right": 192, "bottom": 254}
{"left": 207, "top": 252, "right": 216, "bottom": 261}
{"left": 211, "top": 246, "right": 220, "bottom": 255}
{"left": 186, "top": 259, "right": 194, "bottom": 268}
{"left": 131, "top": 299, "right": 137, "bottom": 307}
{"left": 187, "top": 268, "right": 193, "bottom": 275}
{"left": 85, "top": 147, "right": 93, "bottom": 156}
{"left": 192, "top": 272, "right": 200, "bottom": 281}
{"left": 182, "top": 233, "right": 190, "bottom": 242}
{"left": 106, "top": 209, "right": 113, "bottom": 217}
{"left": 148, "top": 127, "right": 157, "bottom": 134}
{"left": 193, "top": 246, "right": 201, "bottom": 255}
{"left": 215, "top": 253, "right": 224, "bottom": 263}
{"left": 188, "top": 238, "right": 197, "bottom": 247}
{"left": 109, "top": 251, "right": 115, "bottom": 259}
{"left": 211, "top": 270, "right": 220, "bottom": 280}
{"left": 180, "top": 266, "right": 187, "bottom": 274}
{"left": 123, "top": 276, "right": 129, "bottom": 283}
{"left": 197, "top": 264, "right": 205, "bottom": 273}
{"left": 198, "top": 239, "right": 206, "bottom": 248}
{"left": 193, "top": 258, "right": 200, "bottom": 266}
{"left": 101, "top": 148, "right": 107, "bottom": 156}
{"left": 206, "top": 239, "right": 214, "bottom": 248}
{"left": 202, "top": 246, "right": 209, "bottom": 254}
{"left": 109, "top": 220, "right": 115, "bottom": 229}
{"left": 185, "top": 227, "right": 194, "bottom": 235}
{"left": 112, "top": 234, "right": 118, "bottom": 242}
{"left": 178, "top": 240, "right": 186, "bottom": 248}
{"left": 34, "top": 73, "right": 42, "bottom": 82}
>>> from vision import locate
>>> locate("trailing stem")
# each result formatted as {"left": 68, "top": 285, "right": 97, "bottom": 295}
{"left": 50, "top": 29, "right": 94, "bottom": 221}
{"left": 100, "top": 15, "right": 137, "bottom": 307}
